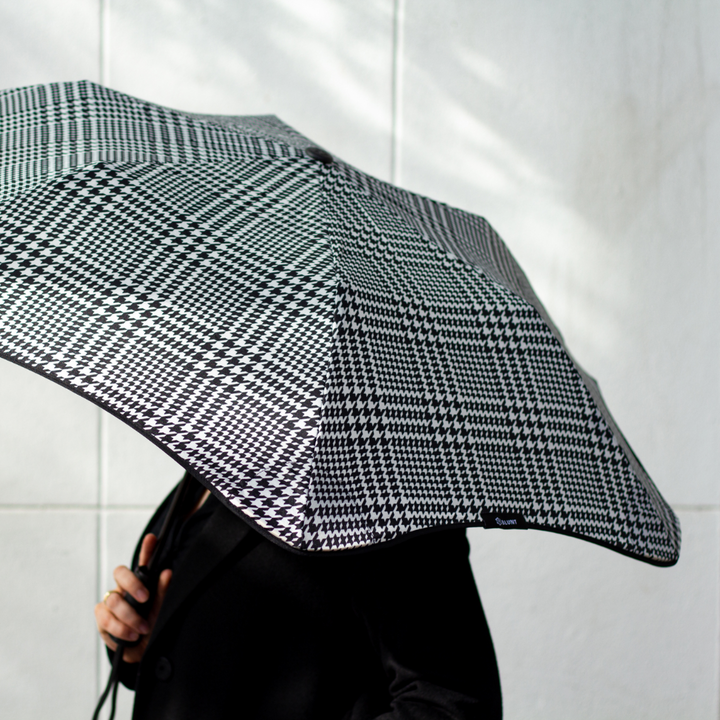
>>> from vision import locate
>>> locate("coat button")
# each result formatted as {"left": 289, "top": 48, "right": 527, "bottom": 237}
{"left": 155, "top": 656, "right": 173, "bottom": 681}
{"left": 305, "top": 146, "right": 333, "bottom": 165}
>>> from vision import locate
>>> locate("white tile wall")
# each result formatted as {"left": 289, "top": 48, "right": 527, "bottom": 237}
{"left": 104, "top": 414, "right": 184, "bottom": 507}
{"left": 469, "top": 509, "right": 720, "bottom": 719}
{"left": 0, "top": 511, "right": 98, "bottom": 720}
{"left": 107, "top": 0, "right": 396, "bottom": 181}
{"left": 0, "top": 0, "right": 100, "bottom": 88}
{"left": 399, "top": 0, "right": 720, "bottom": 508}
{"left": 0, "top": 361, "right": 99, "bottom": 505}
{"left": 1, "top": 2, "right": 717, "bottom": 719}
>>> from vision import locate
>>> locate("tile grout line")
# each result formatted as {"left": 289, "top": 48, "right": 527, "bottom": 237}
{"left": 96, "top": 406, "right": 106, "bottom": 701}
{"left": 99, "top": 0, "right": 111, "bottom": 86}
{"left": 96, "top": 0, "right": 111, "bottom": 700}
{"left": 390, "top": 0, "right": 405, "bottom": 186}
{"left": 716, "top": 511, "right": 720, "bottom": 720}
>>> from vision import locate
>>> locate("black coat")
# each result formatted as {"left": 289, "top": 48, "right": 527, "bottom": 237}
{"left": 115, "top": 488, "right": 502, "bottom": 720}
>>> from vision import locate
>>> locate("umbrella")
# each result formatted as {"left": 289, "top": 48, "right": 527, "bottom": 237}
{"left": 0, "top": 80, "right": 679, "bottom": 565}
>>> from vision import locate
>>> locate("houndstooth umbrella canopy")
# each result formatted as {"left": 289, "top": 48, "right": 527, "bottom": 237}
{"left": 0, "top": 81, "right": 679, "bottom": 564}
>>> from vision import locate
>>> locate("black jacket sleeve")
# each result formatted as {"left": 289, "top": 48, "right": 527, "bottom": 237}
{"left": 105, "top": 493, "right": 503, "bottom": 719}
{"left": 346, "top": 530, "right": 502, "bottom": 720}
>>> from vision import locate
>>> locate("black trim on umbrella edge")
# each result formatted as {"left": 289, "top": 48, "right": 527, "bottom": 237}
{"left": 0, "top": 350, "right": 678, "bottom": 567}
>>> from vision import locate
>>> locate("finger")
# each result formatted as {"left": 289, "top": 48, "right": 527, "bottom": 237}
{"left": 104, "top": 590, "right": 150, "bottom": 635}
{"left": 138, "top": 533, "right": 157, "bottom": 568}
{"left": 113, "top": 565, "right": 149, "bottom": 603}
{"left": 95, "top": 602, "right": 140, "bottom": 644}
{"left": 95, "top": 603, "right": 118, "bottom": 652}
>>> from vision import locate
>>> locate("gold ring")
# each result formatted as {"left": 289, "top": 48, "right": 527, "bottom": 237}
{"left": 103, "top": 589, "right": 122, "bottom": 604}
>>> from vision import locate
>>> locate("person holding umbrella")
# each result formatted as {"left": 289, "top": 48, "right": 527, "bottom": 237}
{"left": 95, "top": 472, "right": 503, "bottom": 719}
{"left": 0, "top": 81, "right": 679, "bottom": 718}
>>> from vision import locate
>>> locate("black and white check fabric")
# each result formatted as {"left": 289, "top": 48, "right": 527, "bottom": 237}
{"left": 0, "top": 81, "right": 679, "bottom": 564}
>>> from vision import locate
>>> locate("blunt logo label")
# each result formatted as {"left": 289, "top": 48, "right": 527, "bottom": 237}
{"left": 481, "top": 512, "right": 528, "bottom": 530}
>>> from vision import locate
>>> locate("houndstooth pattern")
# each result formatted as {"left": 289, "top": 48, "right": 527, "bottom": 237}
{"left": 0, "top": 81, "right": 679, "bottom": 563}
{"left": 0, "top": 80, "right": 306, "bottom": 203}
{"left": 336, "top": 164, "right": 680, "bottom": 560}
{"left": 0, "top": 157, "right": 335, "bottom": 547}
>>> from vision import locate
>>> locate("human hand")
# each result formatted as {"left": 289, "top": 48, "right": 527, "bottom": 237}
{"left": 94, "top": 533, "right": 173, "bottom": 663}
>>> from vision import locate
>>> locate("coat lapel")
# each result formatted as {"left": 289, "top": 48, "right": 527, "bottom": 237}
{"left": 148, "top": 502, "right": 252, "bottom": 646}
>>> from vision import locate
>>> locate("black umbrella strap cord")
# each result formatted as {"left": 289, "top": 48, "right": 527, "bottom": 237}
{"left": 92, "top": 642, "right": 125, "bottom": 720}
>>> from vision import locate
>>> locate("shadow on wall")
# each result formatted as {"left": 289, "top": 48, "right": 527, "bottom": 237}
{"left": 400, "top": 0, "right": 718, "bottom": 366}
{"left": 0, "top": 0, "right": 99, "bottom": 85}
{"left": 394, "top": 0, "right": 720, "bottom": 501}
{"left": 105, "top": 0, "right": 396, "bottom": 181}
